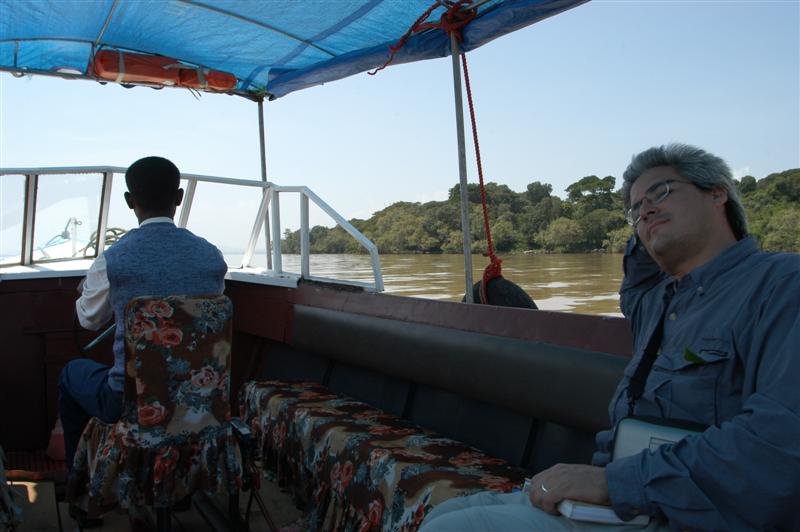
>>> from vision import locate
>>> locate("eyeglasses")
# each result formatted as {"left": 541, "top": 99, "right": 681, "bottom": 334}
{"left": 626, "top": 179, "right": 693, "bottom": 226}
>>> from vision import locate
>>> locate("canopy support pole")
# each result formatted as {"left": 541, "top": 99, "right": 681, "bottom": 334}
{"left": 450, "top": 33, "right": 474, "bottom": 303}
{"left": 258, "top": 99, "right": 273, "bottom": 269}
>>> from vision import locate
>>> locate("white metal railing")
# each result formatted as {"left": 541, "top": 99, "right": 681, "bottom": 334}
{"left": 0, "top": 166, "right": 384, "bottom": 291}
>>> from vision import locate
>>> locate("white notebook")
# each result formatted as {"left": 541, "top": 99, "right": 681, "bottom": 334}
{"left": 558, "top": 499, "right": 650, "bottom": 526}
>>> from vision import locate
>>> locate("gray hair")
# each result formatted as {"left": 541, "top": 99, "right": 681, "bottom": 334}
{"left": 622, "top": 143, "right": 748, "bottom": 239}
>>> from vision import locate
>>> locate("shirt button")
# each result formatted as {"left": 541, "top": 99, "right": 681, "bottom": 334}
{"left": 669, "top": 312, "right": 677, "bottom": 321}
{"left": 697, "top": 286, "right": 704, "bottom": 294}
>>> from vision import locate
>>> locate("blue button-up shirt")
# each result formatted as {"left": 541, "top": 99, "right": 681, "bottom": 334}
{"left": 593, "top": 236, "right": 800, "bottom": 530}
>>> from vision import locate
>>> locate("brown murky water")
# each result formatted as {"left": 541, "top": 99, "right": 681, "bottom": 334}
{"left": 232, "top": 253, "right": 625, "bottom": 316}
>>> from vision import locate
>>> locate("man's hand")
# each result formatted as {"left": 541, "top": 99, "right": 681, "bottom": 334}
{"left": 528, "top": 464, "right": 610, "bottom": 515}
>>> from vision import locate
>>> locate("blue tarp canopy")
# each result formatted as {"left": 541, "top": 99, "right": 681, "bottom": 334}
{"left": 0, "top": 0, "right": 586, "bottom": 100}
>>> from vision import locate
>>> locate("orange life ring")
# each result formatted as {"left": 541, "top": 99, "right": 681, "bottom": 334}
{"left": 178, "top": 68, "right": 237, "bottom": 92}
{"left": 92, "top": 50, "right": 236, "bottom": 92}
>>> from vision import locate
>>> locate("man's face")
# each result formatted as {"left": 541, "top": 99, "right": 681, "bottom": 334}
{"left": 629, "top": 166, "right": 717, "bottom": 261}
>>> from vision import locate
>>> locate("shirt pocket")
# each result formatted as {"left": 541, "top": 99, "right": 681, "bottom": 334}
{"left": 646, "top": 333, "right": 734, "bottom": 426}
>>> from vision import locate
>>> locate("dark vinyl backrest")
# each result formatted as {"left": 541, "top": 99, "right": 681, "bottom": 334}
{"left": 291, "top": 305, "right": 626, "bottom": 434}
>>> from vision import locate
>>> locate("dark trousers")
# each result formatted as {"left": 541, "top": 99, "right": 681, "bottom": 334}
{"left": 58, "top": 359, "right": 123, "bottom": 470}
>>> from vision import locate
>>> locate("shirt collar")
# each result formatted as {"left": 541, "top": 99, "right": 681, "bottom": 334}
{"left": 678, "top": 236, "right": 759, "bottom": 292}
{"left": 139, "top": 216, "right": 175, "bottom": 227}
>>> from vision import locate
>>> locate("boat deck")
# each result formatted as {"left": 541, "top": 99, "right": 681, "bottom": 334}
{"left": 8, "top": 476, "right": 304, "bottom": 531}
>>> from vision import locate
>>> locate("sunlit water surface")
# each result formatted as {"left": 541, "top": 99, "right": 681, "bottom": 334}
{"left": 228, "top": 253, "right": 624, "bottom": 317}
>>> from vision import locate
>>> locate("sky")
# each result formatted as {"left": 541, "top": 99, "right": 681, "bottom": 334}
{"left": 1, "top": 0, "right": 798, "bottom": 254}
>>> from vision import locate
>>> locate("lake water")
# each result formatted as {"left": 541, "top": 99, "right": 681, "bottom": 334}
{"left": 227, "top": 252, "right": 625, "bottom": 317}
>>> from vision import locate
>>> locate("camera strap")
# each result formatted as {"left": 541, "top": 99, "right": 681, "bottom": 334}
{"left": 626, "top": 288, "right": 674, "bottom": 416}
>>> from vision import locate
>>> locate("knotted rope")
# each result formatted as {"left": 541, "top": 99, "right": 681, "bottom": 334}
{"left": 368, "top": 1, "right": 476, "bottom": 75}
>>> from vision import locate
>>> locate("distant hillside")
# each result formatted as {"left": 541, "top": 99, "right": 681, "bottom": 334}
{"left": 281, "top": 170, "right": 800, "bottom": 254}
{"left": 738, "top": 169, "right": 800, "bottom": 252}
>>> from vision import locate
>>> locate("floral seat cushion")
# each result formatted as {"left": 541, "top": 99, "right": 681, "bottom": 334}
{"left": 241, "top": 380, "right": 528, "bottom": 532}
{"left": 68, "top": 295, "right": 242, "bottom": 515}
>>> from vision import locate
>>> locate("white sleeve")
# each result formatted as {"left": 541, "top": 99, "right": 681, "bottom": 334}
{"left": 75, "top": 254, "right": 113, "bottom": 330}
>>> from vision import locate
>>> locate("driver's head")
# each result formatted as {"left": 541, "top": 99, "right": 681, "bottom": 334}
{"left": 124, "top": 156, "right": 182, "bottom": 216}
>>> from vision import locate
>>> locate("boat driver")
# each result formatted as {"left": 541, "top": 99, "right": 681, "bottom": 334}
{"left": 420, "top": 143, "right": 800, "bottom": 531}
{"left": 61, "top": 156, "right": 227, "bottom": 479}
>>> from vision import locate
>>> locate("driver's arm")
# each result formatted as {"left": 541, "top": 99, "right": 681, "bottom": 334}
{"left": 76, "top": 254, "right": 112, "bottom": 330}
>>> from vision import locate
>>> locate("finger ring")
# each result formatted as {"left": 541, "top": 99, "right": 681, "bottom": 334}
{"left": 541, "top": 483, "right": 549, "bottom": 493}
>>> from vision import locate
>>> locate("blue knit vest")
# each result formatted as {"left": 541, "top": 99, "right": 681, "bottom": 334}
{"left": 103, "top": 222, "right": 227, "bottom": 391}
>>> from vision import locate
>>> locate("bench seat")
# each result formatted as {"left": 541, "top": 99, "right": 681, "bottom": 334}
{"left": 242, "top": 380, "right": 528, "bottom": 531}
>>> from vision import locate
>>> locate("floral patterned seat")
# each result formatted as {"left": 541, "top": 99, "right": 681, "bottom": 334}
{"left": 67, "top": 295, "right": 242, "bottom": 517}
{"left": 241, "top": 381, "right": 528, "bottom": 532}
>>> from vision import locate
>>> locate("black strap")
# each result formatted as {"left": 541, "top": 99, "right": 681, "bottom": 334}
{"left": 626, "top": 297, "right": 670, "bottom": 416}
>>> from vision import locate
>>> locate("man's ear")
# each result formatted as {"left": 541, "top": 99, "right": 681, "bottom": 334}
{"left": 175, "top": 188, "right": 184, "bottom": 207}
{"left": 124, "top": 191, "right": 135, "bottom": 210}
{"left": 710, "top": 186, "right": 728, "bottom": 205}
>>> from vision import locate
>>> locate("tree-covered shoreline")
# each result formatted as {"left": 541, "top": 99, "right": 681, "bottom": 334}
{"left": 282, "top": 169, "right": 799, "bottom": 255}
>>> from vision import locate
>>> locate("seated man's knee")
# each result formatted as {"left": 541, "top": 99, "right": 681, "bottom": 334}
{"left": 58, "top": 361, "right": 73, "bottom": 393}
{"left": 58, "top": 359, "right": 87, "bottom": 402}
{"left": 422, "top": 491, "right": 528, "bottom": 530}
{"left": 58, "top": 358, "right": 84, "bottom": 390}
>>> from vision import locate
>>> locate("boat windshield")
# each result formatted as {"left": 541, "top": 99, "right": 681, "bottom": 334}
{"left": 0, "top": 167, "right": 384, "bottom": 291}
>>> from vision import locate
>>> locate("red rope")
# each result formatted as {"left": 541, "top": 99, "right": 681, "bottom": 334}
{"left": 461, "top": 52, "right": 502, "bottom": 303}
{"left": 370, "top": 0, "right": 501, "bottom": 303}
{"left": 369, "top": 1, "right": 475, "bottom": 76}
{"left": 418, "top": 1, "right": 477, "bottom": 37}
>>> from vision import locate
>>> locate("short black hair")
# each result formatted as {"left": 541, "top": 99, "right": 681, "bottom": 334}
{"left": 125, "top": 156, "right": 181, "bottom": 211}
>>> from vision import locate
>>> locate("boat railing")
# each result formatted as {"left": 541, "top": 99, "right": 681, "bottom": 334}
{"left": 0, "top": 166, "right": 384, "bottom": 291}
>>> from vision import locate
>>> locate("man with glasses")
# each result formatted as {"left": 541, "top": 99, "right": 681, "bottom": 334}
{"left": 421, "top": 144, "right": 800, "bottom": 531}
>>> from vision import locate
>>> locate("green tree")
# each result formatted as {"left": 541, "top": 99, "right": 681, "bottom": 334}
{"left": 536, "top": 217, "right": 582, "bottom": 252}
{"left": 525, "top": 181, "right": 552, "bottom": 205}
{"left": 309, "top": 225, "right": 360, "bottom": 253}
{"left": 282, "top": 228, "right": 299, "bottom": 253}
{"left": 566, "top": 175, "right": 616, "bottom": 217}
{"left": 577, "top": 209, "right": 626, "bottom": 251}
{"left": 759, "top": 206, "right": 800, "bottom": 252}
{"left": 603, "top": 226, "right": 633, "bottom": 253}
{"left": 490, "top": 218, "right": 517, "bottom": 252}
{"left": 518, "top": 196, "right": 563, "bottom": 249}
{"left": 737, "top": 175, "right": 757, "bottom": 195}
{"left": 443, "top": 230, "right": 466, "bottom": 253}
{"left": 741, "top": 169, "right": 800, "bottom": 250}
